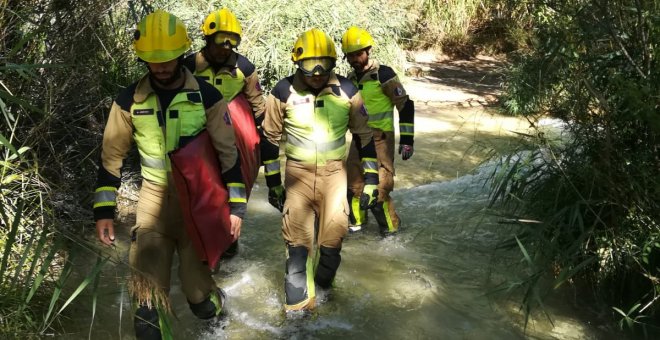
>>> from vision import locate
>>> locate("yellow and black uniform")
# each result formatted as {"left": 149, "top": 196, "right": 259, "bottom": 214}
{"left": 183, "top": 51, "right": 265, "bottom": 125}
{"left": 346, "top": 60, "right": 415, "bottom": 234}
{"left": 93, "top": 68, "right": 245, "bottom": 329}
{"left": 184, "top": 9, "right": 265, "bottom": 257}
{"left": 261, "top": 71, "right": 377, "bottom": 311}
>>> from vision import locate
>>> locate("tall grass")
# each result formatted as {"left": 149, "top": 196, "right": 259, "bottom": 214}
{"left": 0, "top": 0, "right": 150, "bottom": 336}
{"left": 165, "top": 0, "right": 408, "bottom": 91}
{"left": 489, "top": 0, "right": 660, "bottom": 334}
{"left": 401, "top": 0, "right": 533, "bottom": 56}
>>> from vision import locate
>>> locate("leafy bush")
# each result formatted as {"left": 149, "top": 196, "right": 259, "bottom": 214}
{"left": 492, "top": 0, "right": 660, "bottom": 332}
{"left": 0, "top": 0, "right": 149, "bottom": 336}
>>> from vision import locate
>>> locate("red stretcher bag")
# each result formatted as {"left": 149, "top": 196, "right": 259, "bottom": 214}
{"left": 169, "top": 95, "right": 260, "bottom": 269}
{"left": 227, "top": 94, "right": 261, "bottom": 197}
{"left": 170, "top": 130, "right": 231, "bottom": 269}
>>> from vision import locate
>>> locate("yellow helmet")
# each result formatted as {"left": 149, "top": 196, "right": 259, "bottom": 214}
{"left": 341, "top": 26, "right": 374, "bottom": 54}
{"left": 201, "top": 8, "right": 242, "bottom": 38}
{"left": 133, "top": 10, "right": 191, "bottom": 63}
{"left": 291, "top": 28, "right": 337, "bottom": 62}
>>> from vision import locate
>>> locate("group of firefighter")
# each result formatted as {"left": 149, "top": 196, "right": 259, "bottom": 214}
{"left": 92, "top": 8, "right": 415, "bottom": 339}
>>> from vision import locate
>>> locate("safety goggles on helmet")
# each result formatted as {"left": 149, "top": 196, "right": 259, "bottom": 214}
{"left": 213, "top": 32, "right": 240, "bottom": 48}
{"left": 297, "top": 58, "right": 335, "bottom": 76}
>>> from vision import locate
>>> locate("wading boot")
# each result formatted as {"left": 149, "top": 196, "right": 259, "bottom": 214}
{"left": 222, "top": 240, "right": 239, "bottom": 258}
{"left": 134, "top": 305, "right": 161, "bottom": 340}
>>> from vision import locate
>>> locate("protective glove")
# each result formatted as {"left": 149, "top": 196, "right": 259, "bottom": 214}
{"left": 399, "top": 144, "right": 414, "bottom": 161}
{"left": 268, "top": 185, "right": 286, "bottom": 212}
{"left": 360, "top": 184, "right": 378, "bottom": 210}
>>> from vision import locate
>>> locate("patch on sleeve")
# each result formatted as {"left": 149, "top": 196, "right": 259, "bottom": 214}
{"left": 360, "top": 104, "right": 368, "bottom": 117}
{"left": 223, "top": 111, "right": 232, "bottom": 125}
{"left": 395, "top": 87, "right": 404, "bottom": 96}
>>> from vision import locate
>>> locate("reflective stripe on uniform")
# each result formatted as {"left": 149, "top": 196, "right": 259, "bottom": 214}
{"left": 227, "top": 183, "right": 247, "bottom": 203}
{"left": 140, "top": 156, "right": 167, "bottom": 169}
{"left": 351, "top": 195, "right": 366, "bottom": 225}
{"left": 93, "top": 186, "right": 117, "bottom": 208}
{"left": 383, "top": 200, "right": 396, "bottom": 232}
{"left": 287, "top": 134, "right": 346, "bottom": 152}
{"left": 368, "top": 111, "right": 393, "bottom": 123}
{"left": 400, "top": 123, "right": 414, "bottom": 136}
{"left": 361, "top": 157, "right": 378, "bottom": 174}
{"left": 264, "top": 159, "right": 281, "bottom": 176}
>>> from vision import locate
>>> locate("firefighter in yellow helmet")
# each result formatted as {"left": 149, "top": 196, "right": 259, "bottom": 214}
{"left": 93, "top": 10, "right": 245, "bottom": 339}
{"left": 261, "top": 28, "right": 379, "bottom": 312}
{"left": 341, "top": 26, "right": 415, "bottom": 236}
{"left": 183, "top": 8, "right": 265, "bottom": 257}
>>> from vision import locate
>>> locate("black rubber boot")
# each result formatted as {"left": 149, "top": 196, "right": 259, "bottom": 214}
{"left": 134, "top": 305, "right": 161, "bottom": 340}
{"left": 372, "top": 202, "right": 397, "bottom": 236}
{"left": 347, "top": 191, "right": 357, "bottom": 225}
{"left": 223, "top": 240, "right": 239, "bottom": 258}
{"left": 285, "top": 246, "right": 309, "bottom": 307}
{"left": 189, "top": 288, "right": 226, "bottom": 319}
{"left": 314, "top": 246, "right": 341, "bottom": 289}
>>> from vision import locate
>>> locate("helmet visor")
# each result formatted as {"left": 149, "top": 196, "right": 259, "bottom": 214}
{"left": 298, "top": 58, "right": 334, "bottom": 76}
{"left": 213, "top": 32, "right": 240, "bottom": 48}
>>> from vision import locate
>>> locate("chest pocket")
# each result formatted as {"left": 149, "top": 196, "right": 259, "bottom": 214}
{"left": 168, "top": 92, "right": 206, "bottom": 145}
{"left": 287, "top": 94, "right": 315, "bottom": 135}
{"left": 316, "top": 95, "right": 350, "bottom": 137}
{"left": 131, "top": 101, "right": 164, "bottom": 157}
{"left": 217, "top": 69, "right": 244, "bottom": 102}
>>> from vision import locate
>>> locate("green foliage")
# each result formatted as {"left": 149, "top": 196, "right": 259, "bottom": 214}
{"left": 0, "top": 0, "right": 149, "bottom": 336}
{"left": 401, "top": 0, "right": 534, "bottom": 57}
{"left": 401, "top": 0, "right": 480, "bottom": 49}
{"left": 162, "top": 0, "right": 408, "bottom": 91}
{"left": 491, "top": 0, "right": 660, "bottom": 332}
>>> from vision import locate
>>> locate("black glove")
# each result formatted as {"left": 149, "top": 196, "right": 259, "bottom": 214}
{"left": 399, "top": 144, "right": 414, "bottom": 161}
{"left": 268, "top": 185, "right": 286, "bottom": 212}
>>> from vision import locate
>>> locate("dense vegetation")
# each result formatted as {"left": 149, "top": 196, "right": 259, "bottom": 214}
{"left": 490, "top": 0, "right": 660, "bottom": 335}
{"left": 1, "top": 0, "right": 656, "bottom": 337}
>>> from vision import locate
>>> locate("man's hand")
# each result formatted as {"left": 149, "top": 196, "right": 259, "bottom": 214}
{"left": 360, "top": 184, "right": 378, "bottom": 210}
{"left": 96, "top": 219, "right": 115, "bottom": 246}
{"left": 230, "top": 214, "right": 243, "bottom": 242}
{"left": 399, "top": 144, "right": 414, "bottom": 160}
{"left": 268, "top": 185, "right": 286, "bottom": 212}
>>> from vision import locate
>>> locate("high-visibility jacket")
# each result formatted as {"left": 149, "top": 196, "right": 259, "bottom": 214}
{"left": 184, "top": 51, "right": 265, "bottom": 124}
{"left": 347, "top": 60, "right": 415, "bottom": 146}
{"left": 93, "top": 68, "right": 245, "bottom": 221}
{"left": 261, "top": 71, "right": 378, "bottom": 188}
{"left": 131, "top": 90, "right": 206, "bottom": 184}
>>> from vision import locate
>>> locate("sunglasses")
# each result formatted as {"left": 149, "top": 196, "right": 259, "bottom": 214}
{"left": 297, "top": 58, "right": 335, "bottom": 76}
{"left": 213, "top": 32, "right": 240, "bottom": 48}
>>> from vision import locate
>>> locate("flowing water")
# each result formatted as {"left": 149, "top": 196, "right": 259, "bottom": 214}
{"left": 62, "top": 57, "right": 624, "bottom": 339}
{"left": 66, "top": 161, "right": 615, "bottom": 340}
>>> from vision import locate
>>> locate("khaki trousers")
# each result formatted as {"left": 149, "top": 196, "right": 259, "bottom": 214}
{"left": 282, "top": 160, "right": 349, "bottom": 250}
{"left": 129, "top": 179, "right": 216, "bottom": 306}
